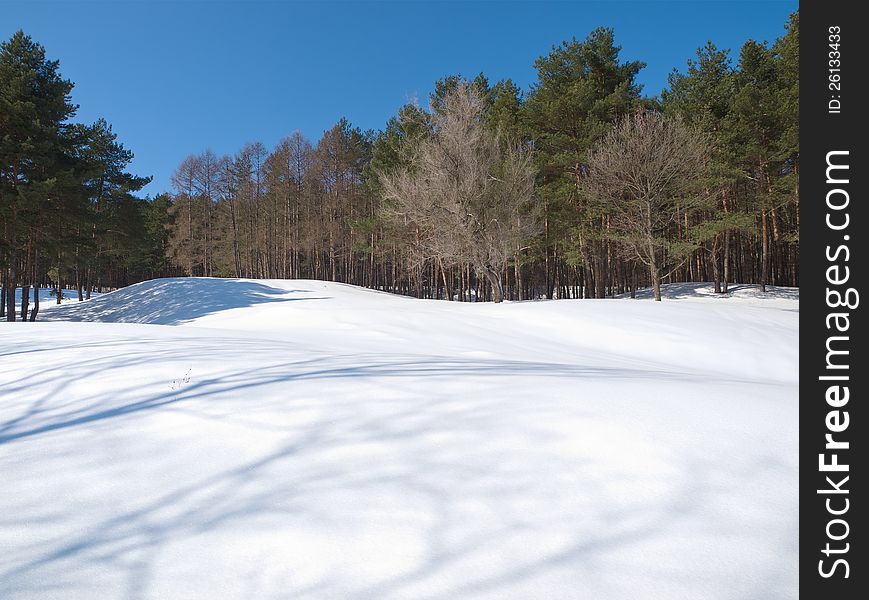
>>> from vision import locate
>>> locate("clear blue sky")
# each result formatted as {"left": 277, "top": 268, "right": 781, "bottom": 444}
{"left": 3, "top": 0, "right": 796, "bottom": 196}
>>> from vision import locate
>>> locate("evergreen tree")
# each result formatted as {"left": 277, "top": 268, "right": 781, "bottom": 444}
{"left": 78, "top": 118, "right": 151, "bottom": 295}
{"left": 524, "top": 27, "right": 646, "bottom": 298}
{"left": 663, "top": 42, "right": 751, "bottom": 292}
{"left": 772, "top": 11, "right": 799, "bottom": 250}
{"left": 1, "top": 30, "right": 76, "bottom": 320}
{"left": 726, "top": 38, "right": 786, "bottom": 291}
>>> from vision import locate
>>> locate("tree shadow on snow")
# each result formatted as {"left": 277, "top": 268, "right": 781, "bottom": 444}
{"left": 0, "top": 340, "right": 797, "bottom": 599}
{"left": 0, "top": 344, "right": 746, "bottom": 446}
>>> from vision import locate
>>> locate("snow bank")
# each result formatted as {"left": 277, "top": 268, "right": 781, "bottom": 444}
{"left": 0, "top": 278, "right": 798, "bottom": 599}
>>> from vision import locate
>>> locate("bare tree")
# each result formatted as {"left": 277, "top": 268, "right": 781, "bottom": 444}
{"left": 169, "top": 155, "right": 201, "bottom": 276}
{"left": 584, "top": 110, "right": 710, "bottom": 301}
{"left": 192, "top": 150, "right": 225, "bottom": 277}
{"left": 379, "top": 84, "right": 535, "bottom": 302}
{"left": 266, "top": 132, "right": 312, "bottom": 278}
{"left": 217, "top": 153, "right": 242, "bottom": 278}
{"left": 167, "top": 152, "right": 226, "bottom": 277}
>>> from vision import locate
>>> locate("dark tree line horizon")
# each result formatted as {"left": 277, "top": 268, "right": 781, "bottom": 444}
{"left": 2, "top": 12, "right": 798, "bottom": 319}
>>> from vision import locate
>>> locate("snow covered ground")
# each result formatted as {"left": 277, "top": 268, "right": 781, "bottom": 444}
{"left": 0, "top": 279, "right": 798, "bottom": 599}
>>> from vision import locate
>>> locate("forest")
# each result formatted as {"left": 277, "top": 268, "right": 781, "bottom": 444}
{"left": 1, "top": 12, "right": 798, "bottom": 320}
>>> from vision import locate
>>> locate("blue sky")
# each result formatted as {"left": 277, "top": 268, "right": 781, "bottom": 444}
{"left": 3, "top": 0, "right": 796, "bottom": 196}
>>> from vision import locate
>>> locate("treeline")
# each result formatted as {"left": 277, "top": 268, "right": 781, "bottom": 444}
{"left": 1, "top": 13, "right": 799, "bottom": 318}
{"left": 163, "top": 12, "right": 798, "bottom": 302}
{"left": 1, "top": 31, "right": 171, "bottom": 321}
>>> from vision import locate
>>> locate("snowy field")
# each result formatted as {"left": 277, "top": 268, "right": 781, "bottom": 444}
{"left": 0, "top": 278, "right": 798, "bottom": 599}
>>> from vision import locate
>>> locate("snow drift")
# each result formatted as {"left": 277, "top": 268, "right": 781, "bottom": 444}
{"left": 1, "top": 278, "right": 798, "bottom": 599}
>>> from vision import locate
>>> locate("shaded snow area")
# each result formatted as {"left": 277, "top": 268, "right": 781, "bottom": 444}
{"left": 10, "top": 286, "right": 102, "bottom": 313}
{"left": 0, "top": 279, "right": 798, "bottom": 599}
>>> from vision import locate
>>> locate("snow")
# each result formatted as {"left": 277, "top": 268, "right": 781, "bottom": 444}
{"left": 0, "top": 278, "right": 798, "bottom": 599}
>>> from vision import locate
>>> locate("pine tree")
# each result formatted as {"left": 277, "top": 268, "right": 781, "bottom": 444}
{"left": 772, "top": 11, "right": 799, "bottom": 281}
{"left": 524, "top": 27, "right": 646, "bottom": 298}
{"left": 663, "top": 42, "right": 751, "bottom": 293}
{"left": 1, "top": 30, "right": 76, "bottom": 320}
{"left": 726, "top": 38, "right": 787, "bottom": 292}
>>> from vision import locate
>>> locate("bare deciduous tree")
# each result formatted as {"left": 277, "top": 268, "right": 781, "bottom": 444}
{"left": 379, "top": 84, "right": 535, "bottom": 302}
{"left": 266, "top": 132, "right": 312, "bottom": 278}
{"left": 169, "top": 155, "right": 201, "bottom": 277}
{"left": 584, "top": 110, "right": 710, "bottom": 301}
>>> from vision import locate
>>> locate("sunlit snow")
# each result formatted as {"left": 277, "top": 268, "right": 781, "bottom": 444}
{"left": 1, "top": 278, "right": 798, "bottom": 599}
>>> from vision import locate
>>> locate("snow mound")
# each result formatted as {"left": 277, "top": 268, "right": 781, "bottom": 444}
{"left": 37, "top": 278, "right": 320, "bottom": 324}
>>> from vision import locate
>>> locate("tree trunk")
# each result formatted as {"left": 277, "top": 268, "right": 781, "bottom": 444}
{"left": 29, "top": 252, "right": 39, "bottom": 321}
{"left": 482, "top": 267, "right": 504, "bottom": 303}
{"left": 439, "top": 259, "right": 452, "bottom": 301}
{"left": 595, "top": 246, "right": 606, "bottom": 299}
{"left": 648, "top": 241, "right": 661, "bottom": 302}
{"left": 514, "top": 253, "right": 523, "bottom": 301}
{"left": 20, "top": 283, "right": 29, "bottom": 321}
{"left": 651, "top": 266, "right": 662, "bottom": 302}
{"left": 5, "top": 266, "right": 14, "bottom": 321}
{"left": 30, "top": 284, "right": 39, "bottom": 321}
{"left": 229, "top": 198, "right": 242, "bottom": 278}
{"left": 760, "top": 209, "right": 769, "bottom": 293}
{"left": 711, "top": 236, "right": 722, "bottom": 294}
